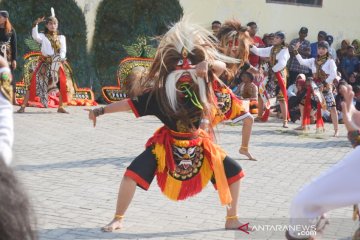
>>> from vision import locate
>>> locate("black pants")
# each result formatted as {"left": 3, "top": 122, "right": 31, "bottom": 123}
{"left": 126, "top": 147, "right": 243, "bottom": 190}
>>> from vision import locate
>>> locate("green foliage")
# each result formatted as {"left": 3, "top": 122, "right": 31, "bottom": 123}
{"left": 0, "top": 0, "right": 89, "bottom": 89}
{"left": 123, "top": 36, "right": 157, "bottom": 58}
{"left": 24, "top": 37, "right": 40, "bottom": 51}
{"left": 93, "top": 0, "right": 183, "bottom": 89}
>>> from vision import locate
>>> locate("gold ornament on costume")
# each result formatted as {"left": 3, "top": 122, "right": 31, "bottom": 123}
{"left": 46, "top": 33, "right": 61, "bottom": 54}
{"left": 314, "top": 55, "right": 329, "bottom": 82}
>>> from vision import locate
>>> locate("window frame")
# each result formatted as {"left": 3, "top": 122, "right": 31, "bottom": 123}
{"left": 266, "top": 0, "right": 323, "bottom": 8}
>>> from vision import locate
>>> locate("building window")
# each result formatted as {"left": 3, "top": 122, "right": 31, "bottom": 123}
{"left": 266, "top": 0, "right": 323, "bottom": 7}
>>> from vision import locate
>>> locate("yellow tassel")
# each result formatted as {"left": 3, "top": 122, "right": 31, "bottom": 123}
{"left": 153, "top": 143, "right": 166, "bottom": 173}
{"left": 201, "top": 157, "right": 213, "bottom": 188}
{"left": 163, "top": 175, "right": 182, "bottom": 200}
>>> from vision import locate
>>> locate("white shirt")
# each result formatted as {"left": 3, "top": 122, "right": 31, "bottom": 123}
{"left": 287, "top": 84, "right": 298, "bottom": 97}
{"left": 32, "top": 25, "right": 66, "bottom": 59}
{"left": 250, "top": 45, "right": 290, "bottom": 72}
{"left": 0, "top": 67, "right": 13, "bottom": 166}
{"left": 295, "top": 54, "right": 337, "bottom": 84}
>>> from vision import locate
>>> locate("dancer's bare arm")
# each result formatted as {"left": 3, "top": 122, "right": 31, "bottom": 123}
{"left": 196, "top": 60, "right": 226, "bottom": 79}
{"left": 341, "top": 85, "right": 360, "bottom": 131}
{"left": 85, "top": 99, "right": 131, "bottom": 127}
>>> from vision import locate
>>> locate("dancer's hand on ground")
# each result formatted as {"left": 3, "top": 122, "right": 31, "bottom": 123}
{"left": 84, "top": 109, "right": 97, "bottom": 127}
{"left": 341, "top": 85, "right": 360, "bottom": 131}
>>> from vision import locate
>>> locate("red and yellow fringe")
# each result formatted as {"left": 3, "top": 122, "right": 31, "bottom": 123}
{"left": 148, "top": 126, "right": 232, "bottom": 206}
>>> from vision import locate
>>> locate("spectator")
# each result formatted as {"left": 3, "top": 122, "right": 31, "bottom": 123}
{"left": 211, "top": 20, "right": 221, "bottom": 36}
{"left": 0, "top": 160, "right": 37, "bottom": 240}
{"left": 341, "top": 45, "right": 360, "bottom": 80}
{"left": 326, "top": 35, "right": 338, "bottom": 62}
{"left": 336, "top": 39, "right": 351, "bottom": 65}
{"left": 348, "top": 72, "right": 359, "bottom": 87}
{"left": 262, "top": 33, "right": 274, "bottom": 47}
{"left": 310, "top": 31, "right": 327, "bottom": 58}
{"left": 352, "top": 39, "right": 360, "bottom": 58}
{"left": 288, "top": 27, "right": 311, "bottom": 86}
{"left": 209, "top": 20, "right": 221, "bottom": 43}
{"left": 237, "top": 72, "right": 258, "bottom": 100}
{"left": 247, "top": 21, "right": 265, "bottom": 68}
{"left": 353, "top": 85, "right": 360, "bottom": 111}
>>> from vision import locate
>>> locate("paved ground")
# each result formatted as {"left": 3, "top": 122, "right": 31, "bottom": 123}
{"left": 12, "top": 106, "right": 359, "bottom": 240}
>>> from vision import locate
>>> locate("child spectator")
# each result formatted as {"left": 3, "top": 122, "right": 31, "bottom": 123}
{"left": 237, "top": 72, "right": 258, "bottom": 100}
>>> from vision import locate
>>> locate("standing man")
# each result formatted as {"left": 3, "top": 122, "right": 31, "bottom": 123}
{"left": 310, "top": 31, "right": 327, "bottom": 58}
{"left": 288, "top": 27, "right": 311, "bottom": 86}
{"left": 211, "top": 20, "right": 221, "bottom": 36}
{"left": 247, "top": 22, "right": 265, "bottom": 68}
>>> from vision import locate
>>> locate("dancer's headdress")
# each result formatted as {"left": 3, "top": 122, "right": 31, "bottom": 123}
{"left": 216, "top": 19, "right": 252, "bottom": 65}
{"left": 46, "top": 7, "right": 58, "bottom": 24}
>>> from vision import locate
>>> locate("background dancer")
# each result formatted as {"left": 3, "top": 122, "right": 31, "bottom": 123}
{"left": 17, "top": 9, "right": 69, "bottom": 113}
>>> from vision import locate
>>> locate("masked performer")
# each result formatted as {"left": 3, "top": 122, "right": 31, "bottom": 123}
{"left": 250, "top": 31, "right": 290, "bottom": 128}
{"left": 286, "top": 84, "right": 360, "bottom": 240}
{"left": 0, "top": 10, "right": 17, "bottom": 105}
{"left": 0, "top": 55, "right": 13, "bottom": 165}
{"left": 212, "top": 19, "right": 256, "bottom": 160}
{"left": 293, "top": 41, "right": 338, "bottom": 136}
{"left": 17, "top": 8, "right": 68, "bottom": 113}
{"left": 87, "top": 20, "right": 249, "bottom": 232}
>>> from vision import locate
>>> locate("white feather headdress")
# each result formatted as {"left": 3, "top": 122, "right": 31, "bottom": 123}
{"left": 51, "top": 7, "right": 55, "bottom": 17}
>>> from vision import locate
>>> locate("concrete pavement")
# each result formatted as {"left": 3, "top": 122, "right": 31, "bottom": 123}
{"left": 12, "top": 106, "right": 358, "bottom": 240}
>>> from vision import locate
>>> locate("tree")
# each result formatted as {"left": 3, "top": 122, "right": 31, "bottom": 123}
{"left": 92, "top": 0, "right": 183, "bottom": 92}
{"left": 0, "top": 0, "right": 89, "bottom": 88}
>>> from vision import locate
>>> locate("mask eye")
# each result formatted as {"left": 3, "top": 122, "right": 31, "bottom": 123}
{"left": 187, "top": 59, "right": 192, "bottom": 65}
{"left": 177, "top": 59, "right": 183, "bottom": 66}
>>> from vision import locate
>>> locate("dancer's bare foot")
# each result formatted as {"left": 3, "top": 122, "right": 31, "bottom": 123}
{"left": 225, "top": 216, "right": 253, "bottom": 232}
{"left": 333, "top": 129, "right": 339, "bottom": 137}
{"left": 16, "top": 106, "right": 25, "bottom": 113}
{"left": 101, "top": 218, "right": 123, "bottom": 232}
{"left": 57, "top": 107, "right": 69, "bottom": 114}
{"left": 283, "top": 120, "right": 289, "bottom": 128}
{"left": 294, "top": 125, "right": 304, "bottom": 131}
{"left": 239, "top": 147, "right": 257, "bottom": 161}
{"left": 254, "top": 116, "right": 262, "bottom": 122}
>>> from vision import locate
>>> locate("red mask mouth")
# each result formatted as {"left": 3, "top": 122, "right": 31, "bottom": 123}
{"left": 178, "top": 72, "right": 192, "bottom": 83}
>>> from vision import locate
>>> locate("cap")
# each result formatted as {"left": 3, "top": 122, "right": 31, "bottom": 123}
{"left": 296, "top": 73, "right": 306, "bottom": 80}
{"left": 299, "top": 27, "right": 308, "bottom": 34}
{"left": 274, "top": 31, "right": 285, "bottom": 40}
{"left": 318, "top": 41, "right": 329, "bottom": 50}
{"left": 296, "top": 74, "right": 306, "bottom": 86}
{"left": 326, "top": 35, "right": 334, "bottom": 45}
